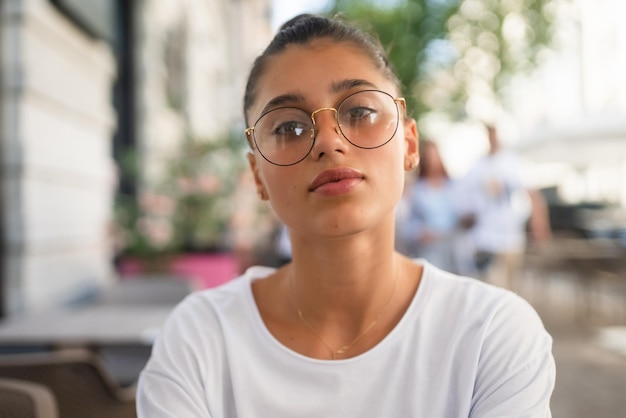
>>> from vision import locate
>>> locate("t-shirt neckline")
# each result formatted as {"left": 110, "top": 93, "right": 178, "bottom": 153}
{"left": 242, "top": 260, "right": 433, "bottom": 364}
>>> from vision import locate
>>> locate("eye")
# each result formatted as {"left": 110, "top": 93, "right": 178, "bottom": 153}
{"left": 340, "top": 105, "right": 379, "bottom": 126}
{"left": 258, "top": 107, "right": 311, "bottom": 140}
{"left": 345, "top": 106, "right": 377, "bottom": 120}
{"left": 272, "top": 121, "right": 309, "bottom": 137}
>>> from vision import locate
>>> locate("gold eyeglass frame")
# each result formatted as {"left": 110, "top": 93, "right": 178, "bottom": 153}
{"left": 245, "top": 89, "right": 406, "bottom": 166}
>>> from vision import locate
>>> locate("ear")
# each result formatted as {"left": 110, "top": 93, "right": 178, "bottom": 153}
{"left": 403, "top": 118, "right": 420, "bottom": 171}
{"left": 247, "top": 152, "right": 269, "bottom": 201}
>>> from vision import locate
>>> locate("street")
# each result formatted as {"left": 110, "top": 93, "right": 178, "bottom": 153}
{"left": 518, "top": 271, "right": 626, "bottom": 418}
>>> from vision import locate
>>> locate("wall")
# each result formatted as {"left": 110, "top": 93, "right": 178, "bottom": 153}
{"left": 135, "top": 0, "right": 272, "bottom": 187}
{"left": 1, "top": 0, "right": 116, "bottom": 313}
{"left": 509, "top": 0, "right": 626, "bottom": 206}
{"left": 0, "top": 0, "right": 273, "bottom": 313}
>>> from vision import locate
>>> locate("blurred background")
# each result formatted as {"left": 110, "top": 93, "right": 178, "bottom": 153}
{"left": 0, "top": 0, "right": 625, "bottom": 416}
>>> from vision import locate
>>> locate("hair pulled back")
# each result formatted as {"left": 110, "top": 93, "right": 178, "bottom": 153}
{"left": 243, "top": 14, "right": 401, "bottom": 125}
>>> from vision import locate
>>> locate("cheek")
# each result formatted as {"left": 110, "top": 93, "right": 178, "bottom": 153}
{"left": 260, "top": 165, "right": 299, "bottom": 205}
{"left": 390, "top": 140, "right": 410, "bottom": 195}
{"left": 371, "top": 144, "right": 406, "bottom": 198}
{"left": 387, "top": 135, "right": 409, "bottom": 172}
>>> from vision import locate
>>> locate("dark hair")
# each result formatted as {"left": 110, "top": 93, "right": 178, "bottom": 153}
{"left": 418, "top": 140, "right": 449, "bottom": 180}
{"left": 243, "top": 14, "right": 401, "bottom": 125}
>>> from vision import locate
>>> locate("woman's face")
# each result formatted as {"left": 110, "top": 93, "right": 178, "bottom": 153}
{"left": 247, "top": 39, "right": 418, "bottom": 240}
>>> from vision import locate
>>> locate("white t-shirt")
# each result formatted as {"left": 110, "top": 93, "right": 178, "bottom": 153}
{"left": 137, "top": 261, "right": 555, "bottom": 418}
{"left": 462, "top": 150, "right": 531, "bottom": 253}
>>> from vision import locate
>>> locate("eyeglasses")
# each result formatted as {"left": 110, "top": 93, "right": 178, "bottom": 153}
{"left": 245, "top": 89, "right": 406, "bottom": 166}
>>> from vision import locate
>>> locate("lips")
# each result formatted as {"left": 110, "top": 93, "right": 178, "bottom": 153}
{"left": 308, "top": 168, "right": 364, "bottom": 192}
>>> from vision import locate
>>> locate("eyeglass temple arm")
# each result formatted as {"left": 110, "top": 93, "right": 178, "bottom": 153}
{"left": 244, "top": 127, "right": 256, "bottom": 149}
{"left": 395, "top": 98, "right": 407, "bottom": 120}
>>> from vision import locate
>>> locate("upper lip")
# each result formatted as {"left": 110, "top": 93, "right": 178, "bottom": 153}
{"left": 308, "top": 168, "right": 364, "bottom": 191}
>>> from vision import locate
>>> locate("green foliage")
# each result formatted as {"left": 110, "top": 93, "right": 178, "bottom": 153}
{"left": 327, "top": 0, "right": 559, "bottom": 120}
{"left": 114, "top": 135, "right": 247, "bottom": 261}
{"left": 164, "top": 136, "right": 246, "bottom": 251}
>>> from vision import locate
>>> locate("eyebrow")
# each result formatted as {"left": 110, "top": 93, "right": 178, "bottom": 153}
{"left": 258, "top": 79, "right": 379, "bottom": 115}
{"left": 330, "top": 78, "right": 378, "bottom": 93}
{"left": 263, "top": 92, "right": 306, "bottom": 112}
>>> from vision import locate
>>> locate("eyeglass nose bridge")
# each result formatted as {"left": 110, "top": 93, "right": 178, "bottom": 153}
{"left": 310, "top": 107, "right": 341, "bottom": 139}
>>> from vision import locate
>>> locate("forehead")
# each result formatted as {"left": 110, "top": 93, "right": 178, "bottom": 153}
{"left": 250, "top": 40, "right": 397, "bottom": 115}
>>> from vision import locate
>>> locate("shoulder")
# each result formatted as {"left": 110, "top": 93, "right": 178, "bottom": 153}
{"left": 421, "top": 263, "right": 549, "bottom": 346}
{"left": 137, "top": 266, "right": 276, "bottom": 416}
{"left": 142, "top": 266, "right": 276, "bottom": 380}
{"left": 422, "top": 263, "right": 512, "bottom": 311}
{"left": 154, "top": 266, "right": 276, "bottom": 347}
{"left": 424, "top": 266, "right": 553, "bottom": 373}
{"left": 418, "top": 263, "right": 554, "bottom": 413}
{"left": 170, "top": 266, "right": 274, "bottom": 322}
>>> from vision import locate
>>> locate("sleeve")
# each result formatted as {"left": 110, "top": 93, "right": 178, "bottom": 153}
{"left": 136, "top": 295, "right": 217, "bottom": 418}
{"left": 469, "top": 293, "right": 556, "bottom": 418}
{"left": 454, "top": 168, "right": 482, "bottom": 218}
{"left": 501, "top": 154, "right": 532, "bottom": 223}
{"left": 450, "top": 178, "right": 478, "bottom": 219}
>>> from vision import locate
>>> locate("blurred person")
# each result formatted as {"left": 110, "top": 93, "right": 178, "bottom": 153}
{"left": 398, "top": 140, "right": 476, "bottom": 275}
{"left": 137, "top": 14, "right": 554, "bottom": 417}
{"left": 527, "top": 188, "right": 553, "bottom": 246}
{"left": 462, "top": 123, "right": 532, "bottom": 289}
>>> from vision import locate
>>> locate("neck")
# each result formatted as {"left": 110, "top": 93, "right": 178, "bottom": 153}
{"left": 291, "top": 256, "right": 400, "bottom": 359}
{"left": 287, "top": 230, "right": 399, "bottom": 323}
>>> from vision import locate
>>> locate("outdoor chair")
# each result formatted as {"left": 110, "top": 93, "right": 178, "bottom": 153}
{"left": 0, "top": 377, "right": 59, "bottom": 418}
{"left": 0, "top": 349, "right": 136, "bottom": 418}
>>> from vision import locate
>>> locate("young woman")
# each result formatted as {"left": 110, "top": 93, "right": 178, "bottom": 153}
{"left": 137, "top": 14, "right": 555, "bottom": 417}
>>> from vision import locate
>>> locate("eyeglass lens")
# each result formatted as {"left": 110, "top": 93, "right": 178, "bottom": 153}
{"left": 252, "top": 90, "right": 400, "bottom": 166}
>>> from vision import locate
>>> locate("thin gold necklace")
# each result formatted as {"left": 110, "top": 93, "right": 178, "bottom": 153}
{"left": 291, "top": 267, "right": 400, "bottom": 360}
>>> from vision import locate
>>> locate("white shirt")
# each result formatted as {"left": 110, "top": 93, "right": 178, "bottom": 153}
{"left": 137, "top": 261, "right": 555, "bottom": 417}
{"left": 462, "top": 150, "right": 531, "bottom": 253}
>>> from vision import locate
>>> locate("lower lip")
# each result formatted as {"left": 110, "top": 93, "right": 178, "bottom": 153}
{"left": 311, "top": 178, "right": 363, "bottom": 196}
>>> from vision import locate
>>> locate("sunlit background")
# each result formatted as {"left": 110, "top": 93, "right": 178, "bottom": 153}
{"left": 276, "top": 1, "right": 626, "bottom": 208}
{"left": 1, "top": 0, "right": 626, "bottom": 415}
{"left": 2, "top": 0, "right": 624, "bottom": 311}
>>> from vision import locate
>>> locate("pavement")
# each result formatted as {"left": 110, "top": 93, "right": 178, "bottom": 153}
{"left": 515, "top": 271, "right": 626, "bottom": 418}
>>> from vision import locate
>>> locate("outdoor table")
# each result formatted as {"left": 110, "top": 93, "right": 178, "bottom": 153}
{"left": 0, "top": 304, "right": 176, "bottom": 385}
{"left": 535, "top": 237, "right": 625, "bottom": 317}
{"left": 0, "top": 304, "right": 173, "bottom": 348}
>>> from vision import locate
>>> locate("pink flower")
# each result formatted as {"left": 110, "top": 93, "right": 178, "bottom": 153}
{"left": 137, "top": 217, "right": 173, "bottom": 248}
{"left": 139, "top": 192, "right": 175, "bottom": 216}
{"left": 197, "top": 175, "right": 221, "bottom": 194}
{"left": 177, "top": 177, "right": 195, "bottom": 194}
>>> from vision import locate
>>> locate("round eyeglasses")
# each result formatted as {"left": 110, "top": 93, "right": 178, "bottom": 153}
{"left": 245, "top": 89, "right": 406, "bottom": 166}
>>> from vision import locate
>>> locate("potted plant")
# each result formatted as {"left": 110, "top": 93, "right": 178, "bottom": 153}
{"left": 113, "top": 135, "right": 246, "bottom": 287}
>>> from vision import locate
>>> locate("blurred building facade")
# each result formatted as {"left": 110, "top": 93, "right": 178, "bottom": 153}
{"left": 511, "top": 0, "right": 626, "bottom": 209}
{"left": 0, "top": 0, "right": 272, "bottom": 314}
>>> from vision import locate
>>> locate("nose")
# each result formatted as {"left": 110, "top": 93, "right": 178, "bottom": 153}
{"left": 310, "top": 108, "right": 348, "bottom": 160}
